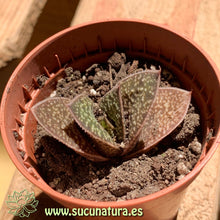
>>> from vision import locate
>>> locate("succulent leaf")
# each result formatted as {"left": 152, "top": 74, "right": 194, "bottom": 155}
{"left": 99, "top": 86, "right": 125, "bottom": 142}
{"left": 120, "top": 69, "right": 160, "bottom": 154}
{"left": 68, "top": 94, "right": 122, "bottom": 157}
{"left": 98, "top": 117, "right": 115, "bottom": 138}
{"left": 31, "top": 97, "right": 107, "bottom": 161}
{"left": 129, "top": 87, "right": 191, "bottom": 157}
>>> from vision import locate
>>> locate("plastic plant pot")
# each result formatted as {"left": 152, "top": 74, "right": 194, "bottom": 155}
{"left": 1, "top": 20, "right": 220, "bottom": 220}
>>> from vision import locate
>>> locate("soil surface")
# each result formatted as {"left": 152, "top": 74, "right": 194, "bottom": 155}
{"left": 34, "top": 52, "right": 202, "bottom": 201}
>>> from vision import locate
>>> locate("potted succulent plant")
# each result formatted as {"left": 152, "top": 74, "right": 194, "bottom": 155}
{"left": 31, "top": 68, "right": 191, "bottom": 161}
{"left": 1, "top": 20, "right": 220, "bottom": 220}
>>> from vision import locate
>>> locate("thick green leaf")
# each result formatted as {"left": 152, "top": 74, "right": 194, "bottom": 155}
{"left": 99, "top": 86, "right": 125, "bottom": 143}
{"left": 120, "top": 69, "right": 160, "bottom": 154}
{"left": 129, "top": 87, "right": 191, "bottom": 157}
{"left": 31, "top": 97, "right": 107, "bottom": 161}
{"left": 98, "top": 117, "right": 115, "bottom": 138}
{"left": 68, "top": 94, "right": 122, "bottom": 157}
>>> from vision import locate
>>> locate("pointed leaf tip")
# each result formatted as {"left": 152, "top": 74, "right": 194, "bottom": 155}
{"left": 120, "top": 69, "right": 161, "bottom": 154}
{"left": 68, "top": 94, "right": 122, "bottom": 157}
{"left": 129, "top": 87, "right": 191, "bottom": 157}
{"left": 31, "top": 97, "right": 107, "bottom": 162}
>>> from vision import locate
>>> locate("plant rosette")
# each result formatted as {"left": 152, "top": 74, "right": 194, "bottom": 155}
{"left": 31, "top": 66, "right": 191, "bottom": 161}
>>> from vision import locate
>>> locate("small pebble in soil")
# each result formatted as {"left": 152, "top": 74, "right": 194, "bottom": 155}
{"left": 64, "top": 67, "right": 74, "bottom": 76}
{"left": 50, "top": 90, "right": 56, "bottom": 97}
{"left": 150, "top": 65, "right": 157, "bottom": 70}
{"left": 90, "top": 89, "right": 97, "bottom": 96}
{"left": 177, "top": 174, "right": 185, "bottom": 180}
{"left": 108, "top": 52, "right": 126, "bottom": 70}
{"left": 189, "top": 137, "right": 202, "bottom": 155}
{"left": 82, "top": 75, "right": 86, "bottom": 82}
{"left": 178, "top": 154, "right": 184, "bottom": 159}
{"left": 93, "top": 70, "right": 110, "bottom": 88}
{"left": 165, "top": 179, "right": 169, "bottom": 185}
{"left": 176, "top": 162, "right": 190, "bottom": 175}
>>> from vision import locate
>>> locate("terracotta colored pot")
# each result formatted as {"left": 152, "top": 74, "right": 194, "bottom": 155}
{"left": 1, "top": 20, "right": 220, "bottom": 220}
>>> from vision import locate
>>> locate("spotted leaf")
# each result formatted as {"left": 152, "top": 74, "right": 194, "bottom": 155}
{"left": 68, "top": 94, "right": 122, "bottom": 157}
{"left": 128, "top": 87, "right": 191, "bottom": 157}
{"left": 31, "top": 97, "right": 107, "bottom": 161}
{"left": 99, "top": 85, "right": 125, "bottom": 143}
{"left": 120, "top": 69, "right": 161, "bottom": 154}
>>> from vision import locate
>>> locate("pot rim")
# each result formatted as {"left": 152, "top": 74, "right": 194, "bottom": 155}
{"left": 1, "top": 19, "right": 220, "bottom": 207}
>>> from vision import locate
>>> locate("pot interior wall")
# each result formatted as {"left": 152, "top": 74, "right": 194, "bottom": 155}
{"left": 2, "top": 21, "right": 220, "bottom": 189}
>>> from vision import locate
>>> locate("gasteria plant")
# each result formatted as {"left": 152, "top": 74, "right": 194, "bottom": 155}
{"left": 31, "top": 69, "right": 191, "bottom": 162}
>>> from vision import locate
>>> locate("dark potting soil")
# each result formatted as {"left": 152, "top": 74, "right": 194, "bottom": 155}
{"left": 34, "top": 52, "right": 202, "bottom": 201}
